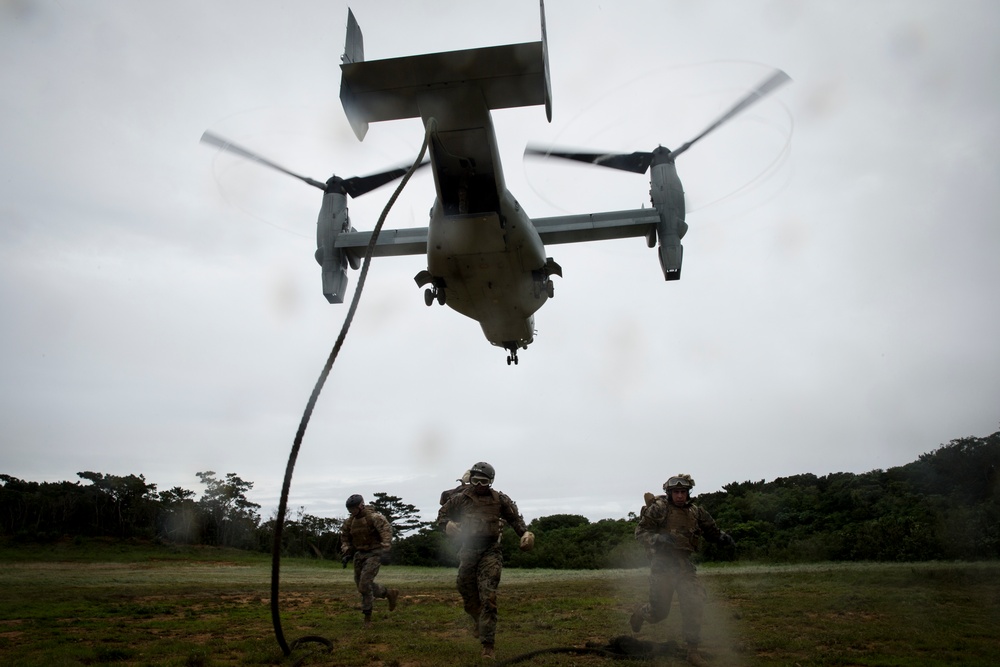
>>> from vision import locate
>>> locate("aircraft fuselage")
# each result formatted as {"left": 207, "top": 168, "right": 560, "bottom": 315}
{"left": 419, "top": 90, "right": 549, "bottom": 351}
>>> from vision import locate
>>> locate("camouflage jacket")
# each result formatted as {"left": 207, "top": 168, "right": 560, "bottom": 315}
{"left": 340, "top": 508, "right": 392, "bottom": 552}
{"left": 437, "top": 486, "right": 527, "bottom": 546}
{"left": 439, "top": 482, "right": 468, "bottom": 506}
{"left": 635, "top": 495, "right": 722, "bottom": 555}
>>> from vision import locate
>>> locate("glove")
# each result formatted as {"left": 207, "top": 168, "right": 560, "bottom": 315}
{"left": 718, "top": 532, "right": 736, "bottom": 549}
{"left": 445, "top": 521, "right": 462, "bottom": 537}
{"left": 519, "top": 531, "right": 535, "bottom": 552}
{"left": 340, "top": 544, "right": 351, "bottom": 556}
{"left": 379, "top": 547, "right": 392, "bottom": 565}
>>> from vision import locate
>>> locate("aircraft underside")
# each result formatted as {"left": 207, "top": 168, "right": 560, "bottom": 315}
{"left": 418, "top": 202, "right": 555, "bottom": 362}
{"left": 439, "top": 250, "right": 542, "bottom": 341}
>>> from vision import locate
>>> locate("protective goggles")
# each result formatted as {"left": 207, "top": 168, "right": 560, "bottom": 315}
{"left": 470, "top": 475, "right": 492, "bottom": 487}
{"left": 666, "top": 477, "right": 692, "bottom": 489}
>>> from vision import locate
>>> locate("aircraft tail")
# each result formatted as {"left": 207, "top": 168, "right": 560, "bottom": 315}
{"left": 339, "top": 2, "right": 552, "bottom": 141}
{"left": 342, "top": 9, "right": 363, "bottom": 65}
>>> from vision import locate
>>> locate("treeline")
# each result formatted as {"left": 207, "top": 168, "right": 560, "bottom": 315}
{"left": 2, "top": 431, "right": 998, "bottom": 565}
{"left": 0, "top": 471, "right": 266, "bottom": 550}
{"left": 395, "top": 515, "right": 646, "bottom": 570}
{"left": 697, "top": 432, "right": 1000, "bottom": 562}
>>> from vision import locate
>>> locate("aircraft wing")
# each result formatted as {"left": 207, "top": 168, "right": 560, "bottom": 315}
{"left": 332, "top": 208, "right": 661, "bottom": 265}
{"left": 531, "top": 209, "right": 660, "bottom": 245}
{"left": 335, "top": 226, "right": 428, "bottom": 263}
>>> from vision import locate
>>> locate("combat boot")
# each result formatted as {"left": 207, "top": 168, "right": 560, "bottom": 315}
{"left": 480, "top": 643, "right": 495, "bottom": 660}
{"left": 387, "top": 589, "right": 399, "bottom": 611}
{"left": 686, "top": 645, "right": 708, "bottom": 666}
{"left": 629, "top": 607, "right": 644, "bottom": 633}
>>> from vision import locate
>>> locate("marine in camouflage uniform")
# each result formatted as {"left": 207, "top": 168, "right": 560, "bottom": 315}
{"left": 339, "top": 494, "right": 399, "bottom": 626}
{"left": 632, "top": 474, "right": 734, "bottom": 667}
{"left": 439, "top": 470, "right": 471, "bottom": 506}
{"left": 436, "top": 462, "right": 534, "bottom": 659}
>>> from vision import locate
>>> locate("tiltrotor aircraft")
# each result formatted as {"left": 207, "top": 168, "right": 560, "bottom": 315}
{"left": 202, "top": 1, "right": 789, "bottom": 365}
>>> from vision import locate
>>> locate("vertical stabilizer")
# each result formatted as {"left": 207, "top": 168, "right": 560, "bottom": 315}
{"left": 343, "top": 9, "right": 364, "bottom": 64}
{"left": 340, "top": 9, "right": 369, "bottom": 140}
{"left": 540, "top": 0, "right": 552, "bottom": 122}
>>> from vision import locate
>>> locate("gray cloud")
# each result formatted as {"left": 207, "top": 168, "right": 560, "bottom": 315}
{"left": 1, "top": 0, "right": 997, "bottom": 524}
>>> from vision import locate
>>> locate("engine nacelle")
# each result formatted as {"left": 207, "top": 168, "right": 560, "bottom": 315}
{"left": 657, "top": 234, "right": 684, "bottom": 281}
{"left": 650, "top": 160, "right": 688, "bottom": 281}
{"left": 315, "top": 191, "right": 353, "bottom": 304}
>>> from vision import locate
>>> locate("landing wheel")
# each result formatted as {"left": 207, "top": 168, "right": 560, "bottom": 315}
{"left": 436, "top": 288, "right": 446, "bottom": 306}
{"left": 424, "top": 288, "right": 434, "bottom": 306}
{"left": 506, "top": 355, "right": 512, "bottom": 366}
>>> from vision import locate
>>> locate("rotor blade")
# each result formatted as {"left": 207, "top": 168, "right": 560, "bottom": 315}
{"left": 668, "top": 69, "right": 791, "bottom": 160}
{"left": 341, "top": 160, "right": 428, "bottom": 198}
{"left": 200, "top": 131, "right": 326, "bottom": 190}
{"left": 524, "top": 145, "right": 653, "bottom": 174}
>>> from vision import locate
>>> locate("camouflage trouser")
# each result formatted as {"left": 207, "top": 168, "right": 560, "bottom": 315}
{"left": 638, "top": 552, "right": 707, "bottom": 646}
{"left": 456, "top": 543, "right": 504, "bottom": 646}
{"left": 353, "top": 550, "right": 388, "bottom": 613}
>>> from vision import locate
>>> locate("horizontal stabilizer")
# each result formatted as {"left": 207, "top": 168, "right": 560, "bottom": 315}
{"left": 341, "top": 42, "right": 548, "bottom": 141}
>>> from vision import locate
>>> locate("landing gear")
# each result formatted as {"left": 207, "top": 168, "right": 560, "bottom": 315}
{"left": 533, "top": 277, "right": 555, "bottom": 299}
{"left": 532, "top": 259, "right": 561, "bottom": 299}
{"left": 423, "top": 286, "right": 446, "bottom": 306}
{"left": 416, "top": 271, "right": 447, "bottom": 306}
{"left": 504, "top": 344, "right": 519, "bottom": 366}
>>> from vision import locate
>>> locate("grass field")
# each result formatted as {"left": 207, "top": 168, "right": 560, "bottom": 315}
{"left": 1, "top": 542, "right": 998, "bottom": 666}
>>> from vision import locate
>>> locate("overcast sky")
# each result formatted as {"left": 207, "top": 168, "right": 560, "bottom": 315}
{"left": 2, "top": 0, "right": 998, "bottom": 525}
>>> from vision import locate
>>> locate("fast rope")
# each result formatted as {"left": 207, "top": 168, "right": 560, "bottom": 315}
{"left": 495, "top": 636, "right": 688, "bottom": 665}
{"left": 270, "top": 118, "right": 436, "bottom": 659}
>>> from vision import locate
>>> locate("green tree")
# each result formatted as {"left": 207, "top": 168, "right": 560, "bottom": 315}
{"left": 393, "top": 526, "right": 456, "bottom": 566}
{"left": 77, "top": 472, "right": 159, "bottom": 538}
{"left": 195, "top": 471, "right": 260, "bottom": 548}
{"left": 157, "top": 486, "right": 197, "bottom": 543}
{"left": 503, "top": 516, "right": 640, "bottom": 569}
{"left": 531, "top": 514, "right": 589, "bottom": 532}
{"left": 368, "top": 492, "right": 429, "bottom": 537}
{"left": 262, "top": 506, "right": 343, "bottom": 558}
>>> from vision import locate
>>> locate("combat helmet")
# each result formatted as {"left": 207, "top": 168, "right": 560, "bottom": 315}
{"left": 469, "top": 461, "right": 496, "bottom": 486}
{"left": 663, "top": 474, "right": 695, "bottom": 493}
{"left": 345, "top": 494, "right": 364, "bottom": 510}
